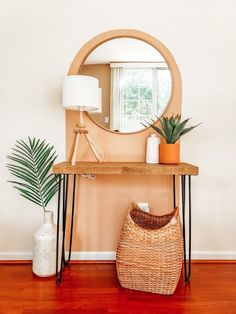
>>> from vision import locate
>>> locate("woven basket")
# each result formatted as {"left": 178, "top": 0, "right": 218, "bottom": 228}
{"left": 116, "top": 203, "right": 183, "bottom": 295}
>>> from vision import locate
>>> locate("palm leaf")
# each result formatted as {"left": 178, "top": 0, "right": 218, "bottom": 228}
{"left": 7, "top": 155, "right": 36, "bottom": 173}
{"left": 7, "top": 164, "right": 38, "bottom": 183}
{"left": 16, "top": 140, "right": 32, "bottom": 155}
{"left": 12, "top": 147, "right": 34, "bottom": 162}
{"left": 7, "top": 137, "right": 59, "bottom": 211}
{"left": 10, "top": 181, "right": 42, "bottom": 199}
{"left": 13, "top": 186, "right": 42, "bottom": 206}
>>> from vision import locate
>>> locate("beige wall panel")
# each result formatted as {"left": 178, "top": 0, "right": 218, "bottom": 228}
{"left": 66, "top": 29, "right": 181, "bottom": 251}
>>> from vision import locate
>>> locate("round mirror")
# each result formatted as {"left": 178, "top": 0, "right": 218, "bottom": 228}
{"left": 80, "top": 37, "right": 172, "bottom": 134}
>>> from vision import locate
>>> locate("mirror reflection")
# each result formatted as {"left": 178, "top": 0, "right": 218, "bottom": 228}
{"left": 81, "top": 38, "right": 172, "bottom": 133}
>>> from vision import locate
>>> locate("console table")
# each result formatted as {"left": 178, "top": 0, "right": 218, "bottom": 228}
{"left": 53, "top": 162, "right": 199, "bottom": 284}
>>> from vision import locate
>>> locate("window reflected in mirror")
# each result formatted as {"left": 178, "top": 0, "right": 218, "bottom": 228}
{"left": 81, "top": 38, "right": 172, "bottom": 133}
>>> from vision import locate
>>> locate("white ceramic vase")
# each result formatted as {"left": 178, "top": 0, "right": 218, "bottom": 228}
{"left": 33, "top": 210, "right": 62, "bottom": 277}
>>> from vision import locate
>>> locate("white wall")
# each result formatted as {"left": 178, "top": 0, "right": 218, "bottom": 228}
{"left": 0, "top": 0, "right": 236, "bottom": 259}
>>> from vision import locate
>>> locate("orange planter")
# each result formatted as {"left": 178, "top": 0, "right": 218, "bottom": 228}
{"left": 159, "top": 143, "right": 180, "bottom": 164}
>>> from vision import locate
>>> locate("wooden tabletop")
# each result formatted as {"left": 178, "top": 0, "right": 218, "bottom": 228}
{"left": 52, "top": 162, "right": 199, "bottom": 176}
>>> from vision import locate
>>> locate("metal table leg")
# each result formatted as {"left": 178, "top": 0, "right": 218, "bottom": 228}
{"left": 56, "top": 175, "right": 62, "bottom": 284}
{"left": 67, "top": 174, "right": 76, "bottom": 263}
{"left": 181, "top": 175, "right": 192, "bottom": 283}
{"left": 56, "top": 174, "right": 77, "bottom": 283}
{"left": 61, "top": 174, "right": 69, "bottom": 273}
{"left": 56, "top": 174, "right": 69, "bottom": 284}
{"left": 173, "top": 175, "right": 176, "bottom": 209}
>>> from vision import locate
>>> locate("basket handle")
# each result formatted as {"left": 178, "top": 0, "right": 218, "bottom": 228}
{"left": 129, "top": 202, "right": 179, "bottom": 217}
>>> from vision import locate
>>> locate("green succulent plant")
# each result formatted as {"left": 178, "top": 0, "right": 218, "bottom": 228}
{"left": 143, "top": 114, "right": 200, "bottom": 144}
{"left": 7, "top": 137, "right": 59, "bottom": 212}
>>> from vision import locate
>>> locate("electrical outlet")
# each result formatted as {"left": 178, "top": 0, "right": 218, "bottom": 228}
{"left": 105, "top": 116, "right": 109, "bottom": 124}
{"left": 138, "top": 202, "right": 150, "bottom": 213}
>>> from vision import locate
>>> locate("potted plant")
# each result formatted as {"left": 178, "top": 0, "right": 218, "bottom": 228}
{"left": 6, "top": 137, "right": 61, "bottom": 277}
{"left": 144, "top": 114, "right": 200, "bottom": 164}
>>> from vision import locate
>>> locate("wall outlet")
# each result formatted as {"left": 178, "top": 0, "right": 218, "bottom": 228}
{"left": 137, "top": 202, "right": 150, "bottom": 213}
{"left": 105, "top": 116, "right": 109, "bottom": 124}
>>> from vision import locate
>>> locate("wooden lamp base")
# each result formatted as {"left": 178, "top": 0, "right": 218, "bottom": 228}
{"left": 68, "top": 110, "right": 104, "bottom": 166}
{"left": 68, "top": 128, "right": 104, "bottom": 166}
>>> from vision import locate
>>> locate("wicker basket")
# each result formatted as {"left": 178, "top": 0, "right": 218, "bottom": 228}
{"left": 116, "top": 203, "right": 183, "bottom": 295}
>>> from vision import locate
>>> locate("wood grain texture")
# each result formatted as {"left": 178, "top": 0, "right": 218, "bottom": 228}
{"left": 0, "top": 263, "right": 235, "bottom": 314}
{"left": 52, "top": 162, "right": 199, "bottom": 175}
{"left": 1, "top": 260, "right": 236, "bottom": 264}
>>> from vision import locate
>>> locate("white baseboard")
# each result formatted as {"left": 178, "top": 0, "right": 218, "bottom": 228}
{"left": 190, "top": 251, "right": 236, "bottom": 260}
{"left": 0, "top": 252, "right": 33, "bottom": 260}
{"left": 0, "top": 251, "right": 116, "bottom": 261}
{"left": 70, "top": 251, "right": 116, "bottom": 260}
{"left": 0, "top": 251, "right": 236, "bottom": 261}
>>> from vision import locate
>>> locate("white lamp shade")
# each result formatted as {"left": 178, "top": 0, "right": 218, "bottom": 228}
{"left": 90, "top": 88, "right": 102, "bottom": 114}
{"left": 63, "top": 75, "right": 99, "bottom": 111}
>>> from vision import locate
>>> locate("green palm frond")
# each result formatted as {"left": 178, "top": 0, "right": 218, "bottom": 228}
{"left": 142, "top": 114, "right": 200, "bottom": 143}
{"left": 7, "top": 137, "right": 59, "bottom": 211}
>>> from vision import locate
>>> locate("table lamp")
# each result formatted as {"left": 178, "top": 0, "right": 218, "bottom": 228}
{"left": 63, "top": 75, "right": 104, "bottom": 165}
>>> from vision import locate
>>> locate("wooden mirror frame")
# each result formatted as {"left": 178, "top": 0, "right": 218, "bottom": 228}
{"left": 67, "top": 29, "right": 181, "bottom": 135}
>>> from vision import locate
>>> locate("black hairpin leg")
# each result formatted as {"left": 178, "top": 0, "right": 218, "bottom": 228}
{"left": 56, "top": 173, "right": 76, "bottom": 283}
{"left": 67, "top": 174, "right": 76, "bottom": 263}
{"left": 61, "top": 174, "right": 69, "bottom": 266}
{"left": 181, "top": 175, "right": 192, "bottom": 283}
{"left": 56, "top": 175, "right": 62, "bottom": 284}
{"left": 173, "top": 175, "right": 176, "bottom": 209}
{"left": 56, "top": 174, "right": 69, "bottom": 284}
{"left": 188, "top": 175, "right": 192, "bottom": 280}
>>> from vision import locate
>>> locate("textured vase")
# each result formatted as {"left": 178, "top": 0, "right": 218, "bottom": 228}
{"left": 33, "top": 211, "right": 62, "bottom": 277}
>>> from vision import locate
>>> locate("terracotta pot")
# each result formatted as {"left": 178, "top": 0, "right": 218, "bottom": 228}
{"left": 159, "top": 143, "right": 180, "bottom": 164}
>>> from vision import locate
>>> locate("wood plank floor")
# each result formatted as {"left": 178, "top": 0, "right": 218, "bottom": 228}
{"left": 0, "top": 263, "right": 236, "bottom": 314}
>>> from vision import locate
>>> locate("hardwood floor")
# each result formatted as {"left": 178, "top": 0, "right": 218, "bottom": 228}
{"left": 0, "top": 263, "right": 236, "bottom": 314}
